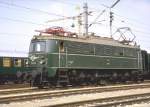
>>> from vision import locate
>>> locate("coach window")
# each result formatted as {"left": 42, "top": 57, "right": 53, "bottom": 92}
{"left": 0, "top": 58, "right": 1, "bottom": 67}
{"left": 3, "top": 58, "right": 11, "bottom": 67}
{"left": 14, "top": 58, "right": 21, "bottom": 67}
{"left": 59, "top": 41, "right": 64, "bottom": 52}
{"left": 24, "top": 59, "right": 28, "bottom": 67}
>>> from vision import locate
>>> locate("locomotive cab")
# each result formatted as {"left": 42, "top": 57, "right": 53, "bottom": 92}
{"left": 29, "top": 37, "right": 59, "bottom": 87}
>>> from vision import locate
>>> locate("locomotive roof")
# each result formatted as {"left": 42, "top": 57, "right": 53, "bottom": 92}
{"left": 33, "top": 34, "right": 139, "bottom": 49}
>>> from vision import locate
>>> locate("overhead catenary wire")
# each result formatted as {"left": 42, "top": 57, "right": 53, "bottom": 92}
{"left": 0, "top": 1, "right": 149, "bottom": 39}
{"left": 0, "top": 32, "right": 31, "bottom": 37}
{"left": 0, "top": 0, "right": 149, "bottom": 54}
{"left": 89, "top": 23, "right": 150, "bottom": 42}
{"left": 1, "top": 12, "right": 149, "bottom": 40}
{"left": 0, "top": 0, "right": 114, "bottom": 21}
{"left": 0, "top": 1, "right": 68, "bottom": 18}
{"left": 111, "top": 24, "right": 150, "bottom": 38}
{"left": 113, "top": 16, "right": 150, "bottom": 35}
{"left": 47, "top": 0, "right": 105, "bottom": 12}
{"left": 0, "top": 0, "right": 149, "bottom": 32}
{"left": 0, "top": 16, "right": 46, "bottom": 26}
{"left": 0, "top": 50, "right": 28, "bottom": 54}
{"left": 113, "top": 12, "right": 150, "bottom": 28}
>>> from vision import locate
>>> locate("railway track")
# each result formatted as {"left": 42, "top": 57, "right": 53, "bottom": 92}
{"left": 0, "top": 87, "right": 37, "bottom": 95}
{"left": 1, "top": 80, "right": 150, "bottom": 95}
{"left": 0, "top": 83, "right": 30, "bottom": 89}
{"left": 45, "top": 92, "right": 150, "bottom": 107}
{"left": 1, "top": 82, "right": 150, "bottom": 104}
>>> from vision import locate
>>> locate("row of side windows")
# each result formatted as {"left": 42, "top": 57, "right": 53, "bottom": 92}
{"left": 59, "top": 41, "right": 137, "bottom": 57}
{"left": 2, "top": 58, "right": 28, "bottom": 67}
{"left": 97, "top": 46, "right": 137, "bottom": 57}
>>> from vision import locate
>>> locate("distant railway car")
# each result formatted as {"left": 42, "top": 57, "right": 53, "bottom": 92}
{"left": 0, "top": 56, "right": 31, "bottom": 84}
{"left": 141, "top": 51, "right": 150, "bottom": 79}
{"left": 29, "top": 33, "right": 145, "bottom": 88}
{"left": 148, "top": 53, "right": 150, "bottom": 78}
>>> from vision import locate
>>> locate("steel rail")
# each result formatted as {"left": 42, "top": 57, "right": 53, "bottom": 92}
{"left": 0, "top": 82, "right": 149, "bottom": 94}
{"left": 0, "top": 87, "right": 37, "bottom": 95}
{"left": 44, "top": 93, "right": 150, "bottom": 107}
{"left": 1, "top": 83, "right": 150, "bottom": 103}
{"left": 0, "top": 83, "right": 30, "bottom": 89}
{"left": 1, "top": 80, "right": 150, "bottom": 94}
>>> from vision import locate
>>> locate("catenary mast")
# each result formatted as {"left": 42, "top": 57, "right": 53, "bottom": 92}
{"left": 83, "top": 3, "right": 88, "bottom": 36}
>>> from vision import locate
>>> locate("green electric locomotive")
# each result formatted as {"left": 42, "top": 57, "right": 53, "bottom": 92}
{"left": 29, "top": 30, "right": 144, "bottom": 88}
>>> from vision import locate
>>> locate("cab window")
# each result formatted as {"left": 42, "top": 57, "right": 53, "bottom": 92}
{"left": 3, "top": 58, "right": 11, "bottom": 67}
{"left": 14, "top": 58, "right": 22, "bottom": 67}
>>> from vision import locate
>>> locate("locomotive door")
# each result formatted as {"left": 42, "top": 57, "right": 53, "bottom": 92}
{"left": 59, "top": 41, "right": 67, "bottom": 67}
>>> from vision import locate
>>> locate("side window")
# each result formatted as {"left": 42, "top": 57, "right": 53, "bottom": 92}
{"left": 0, "top": 58, "right": 1, "bottom": 67}
{"left": 24, "top": 59, "right": 28, "bottom": 67}
{"left": 14, "top": 58, "right": 22, "bottom": 67}
{"left": 119, "top": 52, "right": 124, "bottom": 56}
{"left": 59, "top": 41, "right": 64, "bottom": 52}
{"left": 114, "top": 48, "right": 124, "bottom": 56}
{"left": 124, "top": 48, "right": 135, "bottom": 57}
{"left": 3, "top": 58, "right": 11, "bottom": 67}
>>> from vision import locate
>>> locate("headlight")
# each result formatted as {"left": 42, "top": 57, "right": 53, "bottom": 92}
{"left": 29, "top": 54, "right": 46, "bottom": 65}
{"left": 29, "top": 55, "right": 38, "bottom": 61}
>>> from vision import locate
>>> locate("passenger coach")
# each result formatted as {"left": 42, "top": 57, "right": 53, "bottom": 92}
{"left": 0, "top": 57, "right": 30, "bottom": 84}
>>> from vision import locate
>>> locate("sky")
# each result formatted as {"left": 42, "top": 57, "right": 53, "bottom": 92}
{"left": 0, "top": 0, "right": 150, "bottom": 57}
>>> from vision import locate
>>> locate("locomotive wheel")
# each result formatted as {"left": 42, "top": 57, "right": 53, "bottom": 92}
{"left": 99, "top": 79, "right": 108, "bottom": 86}
{"left": 38, "top": 85, "right": 44, "bottom": 89}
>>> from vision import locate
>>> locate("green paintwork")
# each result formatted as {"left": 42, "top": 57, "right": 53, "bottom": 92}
{"left": 0, "top": 57, "right": 30, "bottom": 75}
{"left": 0, "top": 67, "right": 30, "bottom": 75}
{"left": 47, "top": 53, "right": 138, "bottom": 68}
{"left": 29, "top": 37, "right": 143, "bottom": 77}
{"left": 47, "top": 67, "right": 57, "bottom": 77}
